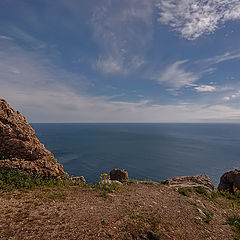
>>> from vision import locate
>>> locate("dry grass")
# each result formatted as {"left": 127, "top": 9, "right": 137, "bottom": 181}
{"left": 0, "top": 181, "right": 239, "bottom": 240}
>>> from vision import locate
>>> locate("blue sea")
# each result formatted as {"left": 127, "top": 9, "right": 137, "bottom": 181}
{"left": 31, "top": 123, "right": 240, "bottom": 186}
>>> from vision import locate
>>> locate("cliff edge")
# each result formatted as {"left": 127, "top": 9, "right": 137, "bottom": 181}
{"left": 0, "top": 99, "right": 64, "bottom": 178}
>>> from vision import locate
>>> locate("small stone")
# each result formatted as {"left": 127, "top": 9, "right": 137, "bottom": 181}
{"left": 194, "top": 216, "right": 202, "bottom": 223}
{"left": 109, "top": 168, "right": 128, "bottom": 183}
{"left": 71, "top": 176, "right": 86, "bottom": 183}
{"left": 218, "top": 169, "right": 240, "bottom": 193}
{"left": 111, "top": 180, "right": 123, "bottom": 185}
{"left": 197, "top": 208, "right": 206, "bottom": 217}
{"left": 196, "top": 200, "right": 206, "bottom": 208}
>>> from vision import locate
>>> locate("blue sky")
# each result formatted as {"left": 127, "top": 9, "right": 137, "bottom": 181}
{"left": 1, "top": 0, "right": 240, "bottom": 122}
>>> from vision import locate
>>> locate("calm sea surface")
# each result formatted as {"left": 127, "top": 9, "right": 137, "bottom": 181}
{"left": 31, "top": 123, "right": 240, "bottom": 186}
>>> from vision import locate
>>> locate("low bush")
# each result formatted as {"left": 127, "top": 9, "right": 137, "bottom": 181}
{"left": 227, "top": 215, "right": 240, "bottom": 239}
{"left": 0, "top": 168, "right": 70, "bottom": 191}
{"left": 195, "top": 186, "right": 208, "bottom": 196}
{"left": 94, "top": 182, "right": 121, "bottom": 198}
{"left": 178, "top": 187, "right": 193, "bottom": 197}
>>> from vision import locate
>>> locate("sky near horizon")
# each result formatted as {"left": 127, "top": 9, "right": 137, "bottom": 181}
{"left": 1, "top": 0, "right": 240, "bottom": 122}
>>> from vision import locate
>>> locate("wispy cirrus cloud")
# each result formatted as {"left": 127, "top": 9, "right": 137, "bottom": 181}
{"left": 152, "top": 60, "right": 199, "bottom": 89}
{"left": 152, "top": 49, "right": 240, "bottom": 92}
{"left": 92, "top": 0, "right": 153, "bottom": 74}
{"left": 156, "top": 0, "right": 240, "bottom": 40}
{"left": 0, "top": 35, "right": 13, "bottom": 40}
{"left": 194, "top": 85, "right": 216, "bottom": 92}
{"left": 202, "top": 51, "right": 240, "bottom": 64}
{"left": 2, "top": 31, "right": 240, "bottom": 123}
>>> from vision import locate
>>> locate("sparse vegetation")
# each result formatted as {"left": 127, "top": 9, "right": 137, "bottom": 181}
{"left": 178, "top": 187, "right": 193, "bottom": 197}
{"left": 0, "top": 177, "right": 239, "bottom": 239}
{"left": 121, "top": 211, "right": 162, "bottom": 239}
{"left": 195, "top": 186, "right": 208, "bottom": 196}
{"left": 94, "top": 182, "right": 121, "bottom": 198}
{"left": 0, "top": 168, "right": 75, "bottom": 192}
{"left": 216, "top": 188, "right": 240, "bottom": 209}
{"left": 203, "top": 210, "right": 213, "bottom": 223}
{"left": 227, "top": 215, "right": 240, "bottom": 239}
{"left": 140, "top": 180, "right": 155, "bottom": 185}
{"left": 48, "top": 157, "right": 57, "bottom": 163}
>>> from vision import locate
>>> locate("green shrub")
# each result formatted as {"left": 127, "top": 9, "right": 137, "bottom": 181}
{"left": 227, "top": 215, "right": 240, "bottom": 239}
{"left": 0, "top": 168, "right": 65, "bottom": 191}
{"left": 178, "top": 187, "right": 192, "bottom": 197}
{"left": 48, "top": 157, "right": 57, "bottom": 163}
{"left": 141, "top": 180, "right": 154, "bottom": 185}
{"left": 195, "top": 186, "right": 208, "bottom": 196}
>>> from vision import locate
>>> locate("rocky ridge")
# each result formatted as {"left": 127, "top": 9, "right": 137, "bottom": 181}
{"left": 0, "top": 99, "right": 64, "bottom": 178}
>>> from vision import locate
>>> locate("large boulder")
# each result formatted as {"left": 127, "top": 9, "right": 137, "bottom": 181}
{"left": 161, "top": 174, "right": 214, "bottom": 192}
{"left": 218, "top": 169, "right": 240, "bottom": 193}
{"left": 110, "top": 168, "right": 128, "bottom": 183}
{"left": 0, "top": 99, "right": 64, "bottom": 178}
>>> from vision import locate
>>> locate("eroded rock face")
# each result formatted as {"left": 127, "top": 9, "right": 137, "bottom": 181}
{"left": 110, "top": 168, "right": 128, "bottom": 183}
{"left": 0, "top": 99, "right": 64, "bottom": 178}
{"left": 161, "top": 174, "right": 214, "bottom": 192}
{"left": 218, "top": 169, "right": 240, "bottom": 193}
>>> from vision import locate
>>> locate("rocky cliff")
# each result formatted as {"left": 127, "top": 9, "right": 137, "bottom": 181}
{"left": 0, "top": 99, "right": 64, "bottom": 178}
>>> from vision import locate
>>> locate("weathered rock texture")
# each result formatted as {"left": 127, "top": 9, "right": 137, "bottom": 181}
{"left": 110, "top": 168, "right": 128, "bottom": 183}
{"left": 161, "top": 174, "right": 214, "bottom": 192}
{"left": 0, "top": 99, "right": 64, "bottom": 178}
{"left": 218, "top": 169, "right": 240, "bottom": 193}
{"left": 71, "top": 176, "right": 86, "bottom": 184}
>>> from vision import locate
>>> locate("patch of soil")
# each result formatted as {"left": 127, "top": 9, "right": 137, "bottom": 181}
{"left": 0, "top": 182, "right": 238, "bottom": 240}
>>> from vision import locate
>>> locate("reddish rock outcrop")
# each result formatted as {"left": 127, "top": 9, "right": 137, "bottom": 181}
{"left": 0, "top": 99, "right": 64, "bottom": 178}
{"left": 161, "top": 174, "right": 214, "bottom": 192}
{"left": 110, "top": 168, "right": 128, "bottom": 183}
{"left": 218, "top": 169, "right": 240, "bottom": 193}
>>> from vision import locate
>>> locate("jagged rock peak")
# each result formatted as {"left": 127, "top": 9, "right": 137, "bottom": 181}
{"left": 0, "top": 98, "right": 64, "bottom": 178}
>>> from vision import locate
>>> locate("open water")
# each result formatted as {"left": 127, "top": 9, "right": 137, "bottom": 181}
{"left": 31, "top": 123, "right": 240, "bottom": 186}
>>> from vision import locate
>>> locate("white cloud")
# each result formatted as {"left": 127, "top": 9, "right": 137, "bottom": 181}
{"left": 1, "top": 29, "right": 240, "bottom": 123}
{"left": 222, "top": 90, "right": 240, "bottom": 102}
{"left": 156, "top": 0, "right": 240, "bottom": 40}
{"left": 95, "top": 57, "right": 123, "bottom": 74}
{"left": 92, "top": 0, "right": 153, "bottom": 74}
{"left": 151, "top": 49, "right": 240, "bottom": 92}
{"left": 0, "top": 35, "right": 12, "bottom": 40}
{"left": 95, "top": 55, "right": 145, "bottom": 75}
{"left": 223, "top": 96, "right": 230, "bottom": 101}
{"left": 203, "top": 51, "right": 240, "bottom": 64}
{"left": 194, "top": 85, "right": 216, "bottom": 92}
{"left": 153, "top": 60, "right": 199, "bottom": 88}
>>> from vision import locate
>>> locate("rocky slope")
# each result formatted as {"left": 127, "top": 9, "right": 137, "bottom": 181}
{"left": 0, "top": 99, "right": 64, "bottom": 178}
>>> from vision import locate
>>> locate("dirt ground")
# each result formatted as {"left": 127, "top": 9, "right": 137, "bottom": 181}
{"left": 0, "top": 181, "right": 238, "bottom": 240}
